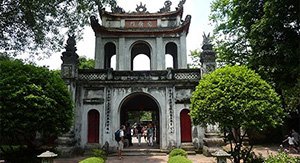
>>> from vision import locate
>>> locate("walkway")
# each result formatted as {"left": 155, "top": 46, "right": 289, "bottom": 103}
{"left": 54, "top": 137, "right": 300, "bottom": 163}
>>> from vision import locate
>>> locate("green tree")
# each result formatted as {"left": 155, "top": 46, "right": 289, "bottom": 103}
{"left": 188, "top": 49, "right": 201, "bottom": 68}
{"left": 0, "top": 58, "right": 73, "bottom": 156}
{"left": 210, "top": 0, "right": 300, "bottom": 111}
{"left": 79, "top": 56, "right": 95, "bottom": 69}
{"left": 190, "top": 65, "right": 285, "bottom": 163}
{"left": 0, "top": 0, "right": 114, "bottom": 57}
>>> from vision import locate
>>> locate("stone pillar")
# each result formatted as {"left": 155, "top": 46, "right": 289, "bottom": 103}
{"left": 200, "top": 33, "right": 222, "bottom": 156}
{"left": 156, "top": 37, "right": 164, "bottom": 70}
{"left": 61, "top": 34, "right": 79, "bottom": 99}
{"left": 118, "top": 37, "right": 128, "bottom": 70}
{"left": 60, "top": 35, "right": 78, "bottom": 156}
{"left": 179, "top": 34, "right": 187, "bottom": 68}
{"left": 200, "top": 33, "right": 216, "bottom": 74}
{"left": 202, "top": 125, "right": 224, "bottom": 156}
{"left": 95, "top": 35, "right": 104, "bottom": 69}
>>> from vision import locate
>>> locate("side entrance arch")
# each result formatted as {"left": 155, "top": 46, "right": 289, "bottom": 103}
{"left": 180, "top": 109, "right": 192, "bottom": 142}
{"left": 88, "top": 109, "right": 99, "bottom": 143}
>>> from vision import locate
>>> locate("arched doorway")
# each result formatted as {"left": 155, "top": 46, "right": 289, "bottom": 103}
{"left": 88, "top": 109, "right": 99, "bottom": 143}
{"left": 180, "top": 109, "right": 192, "bottom": 142}
{"left": 119, "top": 93, "right": 160, "bottom": 148}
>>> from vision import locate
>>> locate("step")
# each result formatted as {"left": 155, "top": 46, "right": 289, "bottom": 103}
{"left": 123, "top": 148, "right": 168, "bottom": 153}
{"left": 110, "top": 152, "right": 167, "bottom": 156}
{"left": 181, "top": 142, "right": 194, "bottom": 146}
{"left": 186, "top": 151, "right": 197, "bottom": 155}
{"left": 181, "top": 146, "right": 196, "bottom": 151}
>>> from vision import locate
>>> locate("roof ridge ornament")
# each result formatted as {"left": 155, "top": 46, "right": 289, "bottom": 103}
{"left": 110, "top": 1, "right": 125, "bottom": 13}
{"left": 159, "top": 0, "right": 172, "bottom": 13}
{"left": 177, "top": 0, "right": 186, "bottom": 8}
{"left": 136, "top": 2, "right": 147, "bottom": 13}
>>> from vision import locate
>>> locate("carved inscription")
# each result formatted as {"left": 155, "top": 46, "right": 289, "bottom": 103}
{"left": 168, "top": 88, "right": 174, "bottom": 134}
{"left": 125, "top": 20, "right": 157, "bottom": 28}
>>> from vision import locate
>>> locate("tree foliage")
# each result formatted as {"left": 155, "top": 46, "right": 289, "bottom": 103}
{"left": 210, "top": 0, "right": 300, "bottom": 111}
{"left": 190, "top": 65, "right": 285, "bottom": 163}
{"left": 0, "top": 58, "right": 73, "bottom": 152}
{"left": 188, "top": 49, "right": 201, "bottom": 68}
{"left": 0, "top": 0, "right": 114, "bottom": 58}
{"left": 79, "top": 56, "right": 95, "bottom": 69}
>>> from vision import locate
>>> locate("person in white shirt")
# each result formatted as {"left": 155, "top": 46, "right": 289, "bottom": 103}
{"left": 283, "top": 134, "right": 298, "bottom": 153}
{"left": 117, "top": 125, "right": 125, "bottom": 159}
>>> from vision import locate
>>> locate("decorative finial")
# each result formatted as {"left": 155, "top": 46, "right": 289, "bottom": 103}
{"left": 202, "top": 32, "right": 212, "bottom": 46}
{"left": 65, "top": 34, "right": 76, "bottom": 55}
{"left": 159, "top": 0, "right": 172, "bottom": 13}
{"left": 136, "top": 2, "right": 147, "bottom": 13}
{"left": 110, "top": 1, "right": 125, "bottom": 13}
{"left": 61, "top": 34, "right": 79, "bottom": 65}
{"left": 177, "top": 0, "right": 186, "bottom": 8}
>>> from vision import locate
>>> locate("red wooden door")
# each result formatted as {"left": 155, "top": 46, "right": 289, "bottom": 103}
{"left": 88, "top": 110, "right": 99, "bottom": 143}
{"left": 180, "top": 109, "right": 192, "bottom": 142}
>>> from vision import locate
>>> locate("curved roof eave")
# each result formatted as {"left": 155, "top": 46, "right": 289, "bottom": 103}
{"left": 92, "top": 14, "right": 191, "bottom": 36}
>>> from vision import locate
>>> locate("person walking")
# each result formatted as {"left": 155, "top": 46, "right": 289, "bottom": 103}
{"left": 116, "top": 125, "right": 125, "bottom": 160}
{"left": 282, "top": 134, "right": 298, "bottom": 153}
{"left": 147, "top": 123, "right": 154, "bottom": 146}
{"left": 142, "top": 125, "right": 148, "bottom": 143}
{"left": 136, "top": 124, "right": 143, "bottom": 146}
{"left": 291, "top": 129, "right": 300, "bottom": 152}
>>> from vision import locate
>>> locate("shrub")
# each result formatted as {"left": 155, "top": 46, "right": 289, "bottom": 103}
{"left": 168, "top": 155, "right": 192, "bottom": 163}
{"left": 168, "top": 148, "right": 187, "bottom": 158}
{"left": 265, "top": 152, "right": 300, "bottom": 163}
{"left": 92, "top": 149, "right": 107, "bottom": 160}
{"left": 79, "top": 157, "right": 105, "bottom": 163}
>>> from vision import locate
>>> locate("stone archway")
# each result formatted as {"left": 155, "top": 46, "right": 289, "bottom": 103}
{"left": 180, "top": 109, "right": 192, "bottom": 142}
{"left": 119, "top": 93, "right": 160, "bottom": 147}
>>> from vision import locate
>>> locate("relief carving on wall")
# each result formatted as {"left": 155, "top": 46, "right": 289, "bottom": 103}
{"left": 168, "top": 88, "right": 174, "bottom": 133}
{"left": 105, "top": 88, "right": 111, "bottom": 133}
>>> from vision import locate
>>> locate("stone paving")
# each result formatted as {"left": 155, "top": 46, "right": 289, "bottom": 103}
{"left": 54, "top": 137, "right": 300, "bottom": 163}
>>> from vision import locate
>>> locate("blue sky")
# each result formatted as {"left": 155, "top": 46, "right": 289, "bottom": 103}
{"left": 37, "top": 0, "right": 214, "bottom": 69}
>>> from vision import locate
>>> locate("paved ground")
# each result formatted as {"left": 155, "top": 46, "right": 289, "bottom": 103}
{"left": 54, "top": 137, "right": 300, "bottom": 163}
{"left": 54, "top": 145, "right": 300, "bottom": 163}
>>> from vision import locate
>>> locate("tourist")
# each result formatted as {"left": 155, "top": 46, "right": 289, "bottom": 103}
{"left": 147, "top": 123, "right": 154, "bottom": 146}
{"left": 136, "top": 124, "right": 143, "bottom": 146}
{"left": 125, "top": 123, "right": 133, "bottom": 146}
{"left": 117, "top": 125, "right": 125, "bottom": 160}
{"left": 291, "top": 129, "right": 300, "bottom": 151}
{"left": 142, "top": 125, "right": 148, "bottom": 143}
{"left": 282, "top": 134, "right": 298, "bottom": 153}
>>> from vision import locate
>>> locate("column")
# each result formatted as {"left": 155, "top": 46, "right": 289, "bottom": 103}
{"left": 95, "top": 36, "right": 104, "bottom": 69}
{"left": 118, "top": 37, "right": 127, "bottom": 70}
{"left": 179, "top": 34, "right": 187, "bottom": 68}
{"left": 156, "top": 37, "right": 165, "bottom": 70}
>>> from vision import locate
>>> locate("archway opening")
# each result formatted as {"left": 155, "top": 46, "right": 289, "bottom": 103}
{"left": 104, "top": 42, "right": 116, "bottom": 69}
{"left": 88, "top": 109, "right": 99, "bottom": 143}
{"left": 165, "top": 54, "right": 174, "bottom": 69}
{"left": 120, "top": 93, "right": 160, "bottom": 149}
{"left": 180, "top": 109, "right": 192, "bottom": 142}
{"left": 110, "top": 54, "right": 116, "bottom": 70}
{"left": 131, "top": 42, "right": 151, "bottom": 70}
{"left": 165, "top": 42, "right": 178, "bottom": 69}
{"left": 133, "top": 54, "right": 150, "bottom": 70}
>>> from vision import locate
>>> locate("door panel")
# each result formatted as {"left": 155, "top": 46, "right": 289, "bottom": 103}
{"left": 88, "top": 110, "right": 99, "bottom": 143}
{"left": 180, "top": 109, "right": 192, "bottom": 142}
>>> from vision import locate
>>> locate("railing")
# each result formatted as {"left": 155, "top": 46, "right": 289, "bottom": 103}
{"left": 78, "top": 69, "right": 201, "bottom": 81}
